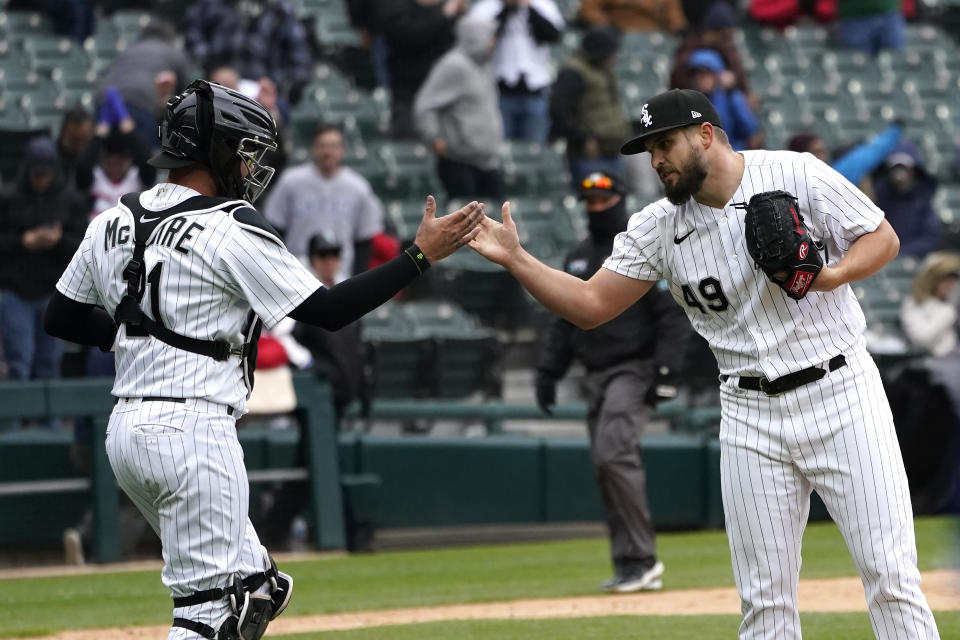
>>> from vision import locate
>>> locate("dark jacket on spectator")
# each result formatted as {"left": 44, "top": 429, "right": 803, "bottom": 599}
{"left": 376, "top": 1, "right": 458, "bottom": 113}
{"left": 185, "top": 0, "right": 312, "bottom": 103}
{"left": 873, "top": 141, "right": 942, "bottom": 258}
{"left": 550, "top": 30, "right": 632, "bottom": 157}
{"left": 0, "top": 138, "right": 87, "bottom": 300}
{"left": 98, "top": 27, "right": 193, "bottom": 113}
{"left": 294, "top": 321, "right": 367, "bottom": 414}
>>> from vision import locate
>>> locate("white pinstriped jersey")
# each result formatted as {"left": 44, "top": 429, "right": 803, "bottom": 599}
{"left": 56, "top": 183, "right": 321, "bottom": 411}
{"left": 604, "top": 150, "right": 885, "bottom": 379}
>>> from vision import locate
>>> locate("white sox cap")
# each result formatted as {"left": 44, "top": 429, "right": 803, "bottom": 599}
{"left": 620, "top": 89, "right": 723, "bottom": 155}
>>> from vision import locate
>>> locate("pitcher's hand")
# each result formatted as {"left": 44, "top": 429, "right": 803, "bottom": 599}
{"left": 413, "top": 195, "right": 483, "bottom": 263}
{"left": 468, "top": 201, "right": 523, "bottom": 268}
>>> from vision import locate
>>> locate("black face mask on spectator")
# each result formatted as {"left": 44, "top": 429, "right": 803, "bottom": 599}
{"left": 587, "top": 198, "right": 628, "bottom": 239}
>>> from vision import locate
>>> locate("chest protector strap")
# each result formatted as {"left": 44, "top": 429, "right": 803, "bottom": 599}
{"left": 113, "top": 193, "right": 256, "bottom": 363}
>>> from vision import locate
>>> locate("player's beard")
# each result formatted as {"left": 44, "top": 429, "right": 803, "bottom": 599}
{"left": 663, "top": 145, "right": 709, "bottom": 206}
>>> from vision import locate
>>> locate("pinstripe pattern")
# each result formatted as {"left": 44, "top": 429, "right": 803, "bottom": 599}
{"left": 56, "top": 183, "right": 322, "bottom": 412}
{"left": 56, "top": 183, "right": 322, "bottom": 638}
{"left": 107, "top": 398, "right": 270, "bottom": 638}
{"left": 604, "top": 150, "right": 880, "bottom": 379}
{"left": 720, "top": 345, "right": 938, "bottom": 639}
{"left": 600, "top": 150, "right": 938, "bottom": 639}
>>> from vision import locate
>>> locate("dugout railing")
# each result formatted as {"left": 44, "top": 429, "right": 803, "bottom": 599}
{"left": 0, "top": 373, "right": 347, "bottom": 561}
{"left": 0, "top": 373, "right": 727, "bottom": 563}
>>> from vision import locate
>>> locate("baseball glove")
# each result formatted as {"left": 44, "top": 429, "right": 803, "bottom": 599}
{"left": 741, "top": 190, "right": 823, "bottom": 300}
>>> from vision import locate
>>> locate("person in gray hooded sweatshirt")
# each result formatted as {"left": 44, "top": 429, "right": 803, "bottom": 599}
{"left": 414, "top": 16, "right": 505, "bottom": 201}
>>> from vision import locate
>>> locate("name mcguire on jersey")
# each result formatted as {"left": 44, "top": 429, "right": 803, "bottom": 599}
{"left": 104, "top": 215, "right": 205, "bottom": 255}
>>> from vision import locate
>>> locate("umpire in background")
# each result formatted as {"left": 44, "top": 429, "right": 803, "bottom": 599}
{"left": 535, "top": 171, "right": 690, "bottom": 592}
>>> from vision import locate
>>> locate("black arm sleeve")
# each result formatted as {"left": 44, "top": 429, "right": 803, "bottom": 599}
{"left": 44, "top": 291, "right": 118, "bottom": 352}
{"left": 289, "top": 246, "right": 428, "bottom": 331}
{"left": 528, "top": 6, "right": 561, "bottom": 43}
{"left": 352, "top": 238, "right": 372, "bottom": 275}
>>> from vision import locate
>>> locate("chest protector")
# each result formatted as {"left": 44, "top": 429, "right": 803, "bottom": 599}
{"left": 113, "top": 193, "right": 262, "bottom": 390}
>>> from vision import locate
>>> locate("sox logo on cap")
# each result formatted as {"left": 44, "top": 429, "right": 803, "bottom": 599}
{"left": 640, "top": 104, "right": 653, "bottom": 127}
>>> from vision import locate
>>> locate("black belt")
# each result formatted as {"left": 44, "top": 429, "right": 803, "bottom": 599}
{"left": 117, "top": 396, "right": 239, "bottom": 417}
{"left": 720, "top": 355, "right": 847, "bottom": 396}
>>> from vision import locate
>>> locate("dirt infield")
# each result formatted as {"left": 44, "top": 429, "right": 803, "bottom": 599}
{"left": 21, "top": 570, "right": 960, "bottom": 639}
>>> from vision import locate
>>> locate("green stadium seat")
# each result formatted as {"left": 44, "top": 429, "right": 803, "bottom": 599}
{"left": 362, "top": 301, "right": 411, "bottom": 334}
{"left": 110, "top": 9, "right": 153, "bottom": 37}
{"left": 0, "top": 38, "right": 28, "bottom": 66}
{"left": 58, "top": 87, "right": 95, "bottom": 111}
{"left": 0, "top": 11, "right": 54, "bottom": 40}
{"left": 433, "top": 250, "right": 529, "bottom": 330}
{"left": 385, "top": 198, "right": 428, "bottom": 242}
{"left": 433, "top": 333, "right": 500, "bottom": 398}
{"left": 0, "top": 62, "right": 41, "bottom": 92}
{"left": 741, "top": 24, "right": 781, "bottom": 58}
{"left": 400, "top": 301, "right": 480, "bottom": 337}
{"left": 365, "top": 331, "right": 433, "bottom": 399}
{"left": 783, "top": 25, "right": 828, "bottom": 54}
{"left": 0, "top": 102, "right": 28, "bottom": 131}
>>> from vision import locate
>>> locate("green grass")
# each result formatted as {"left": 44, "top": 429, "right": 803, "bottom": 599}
{"left": 1, "top": 517, "right": 956, "bottom": 637}
{"left": 274, "top": 611, "right": 960, "bottom": 640}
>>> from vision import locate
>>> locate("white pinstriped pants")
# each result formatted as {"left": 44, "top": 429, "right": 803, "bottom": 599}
{"left": 719, "top": 345, "right": 940, "bottom": 640}
{"left": 106, "top": 398, "right": 271, "bottom": 639}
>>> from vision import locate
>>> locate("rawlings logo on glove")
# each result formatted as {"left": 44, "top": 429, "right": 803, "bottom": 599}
{"left": 738, "top": 190, "right": 824, "bottom": 300}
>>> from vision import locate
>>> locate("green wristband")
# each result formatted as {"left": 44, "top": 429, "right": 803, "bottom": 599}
{"left": 403, "top": 244, "right": 431, "bottom": 274}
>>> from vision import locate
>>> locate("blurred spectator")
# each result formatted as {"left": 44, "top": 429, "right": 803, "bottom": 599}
{"left": 683, "top": 49, "right": 763, "bottom": 150}
{"left": 244, "top": 320, "right": 307, "bottom": 418}
{"left": 670, "top": 2, "right": 753, "bottom": 104}
{"left": 901, "top": 252, "right": 960, "bottom": 356}
{"left": 578, "top": 0, "right": 686, "bottom": 33}
{"left": 347, "top": 0, "right": 391, "bottom": 89}
{"left": 97, "top": 18, "right": 193, "bottom": 150}
{"left": 681, "top": 0, "right": 734, "bottom": 26}
{"left": 208, "top": 65, "right": 288, "bottom": 183}
{"left": 0, "top": 137, "right": 87, "bottom": 383}
{"left": 260, "top": 232, "right": 370, "bottom": 550}
{"left": 748, "top": 0, "right": 836, "bottom": 29}
{"left": 56, "top": 106, "right": 95, "bottom": 194}
{"left": 415, "top": 16, "right": 505, "bottom": 201}
{"left": 788, "top": 122, "right": 902, "bottom": 195}
{"left": 873, "top": 142, "right": 941, "bottom": 258}
{"left": 536, "top": 170, "right": 689, "bottom": 593}
{"left": 263, "top": 125, "right": 384, "bottom": 279}
{"left": 369, "top": 229, "right": 402, "bottom": 269}
{"left": 377, "top": 0, "right": 466, "bottom": 139}
{"left": 549, "top": 26, "right": 632, "bottom": 187}
{"left": 9, "top": 0, "right": 94, "bottom": 42}
{"left": 185, "top": 0, "right": 312, "bottom": 109}
{"left": 468, "top": 0, "right": 565, "bottom": 144}
{"left": 294, "top": 232, "right": 369, "bottom": 418}
{"left": 836, "top": 0, "right": 905, "bottom": 56}
{"left": 84, "top": 88, "right": 157, "bottom": 219}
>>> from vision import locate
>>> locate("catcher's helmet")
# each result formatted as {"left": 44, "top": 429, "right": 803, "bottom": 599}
{"left": 148, "top": 79, "right": 278, "bottom": 203}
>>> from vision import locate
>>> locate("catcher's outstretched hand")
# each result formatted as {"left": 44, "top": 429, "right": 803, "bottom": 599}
{"left": 468, "top": 201, "right": 522, "bottom": 267}
{"left": 414, "top": 195, "right": 483, "bottom": 263}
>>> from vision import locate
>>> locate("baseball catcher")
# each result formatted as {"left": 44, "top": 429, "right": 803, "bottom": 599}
{"left": 739, "top": 190, "right": 825, "bottom": 300}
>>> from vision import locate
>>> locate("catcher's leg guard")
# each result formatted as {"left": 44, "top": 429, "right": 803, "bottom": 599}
{"left": 172, "top": 554, "right": 292, "bottom": 639}
{"left": 268, "top": 556, "right": 293, "bottom": 619}
{"left": 171, "top": 575, "right": 246, "bottom": 639}
{"left": 171, "top": 572, "right": 274, "bottom": 640}
{"left": 242, "top": 552, "right": 293, "bottom": 620}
